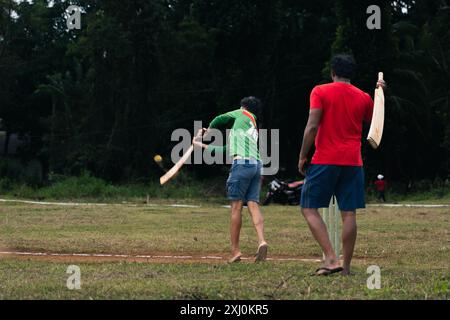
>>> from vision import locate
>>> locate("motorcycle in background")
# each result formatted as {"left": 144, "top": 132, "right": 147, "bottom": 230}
{"left": 262, "top": 178, "right": 304, "bottom": 206}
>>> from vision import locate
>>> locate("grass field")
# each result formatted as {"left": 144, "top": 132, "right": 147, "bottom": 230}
{"left": 0, "top": 201, "right": 448, "bottom": 299}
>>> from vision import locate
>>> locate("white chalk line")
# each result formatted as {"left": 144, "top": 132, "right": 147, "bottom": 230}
{"left": 0, "top": 199, "right": 200, "bottom": 208}
{"left": 1, "top": 198, "right": 448, "bottom": 208}
{"left": 367, "top": 204, "right": 450, "bottom": 208}
{"left": 0, "top": 251, "right": 321, "bottom": 263}
{"left": 0, "top": 199, "right": 109, "bottom": 206}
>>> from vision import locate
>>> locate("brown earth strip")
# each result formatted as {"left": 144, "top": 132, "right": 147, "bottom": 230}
{"left": 0, "top": 250, "right": 323, "bottom": 264}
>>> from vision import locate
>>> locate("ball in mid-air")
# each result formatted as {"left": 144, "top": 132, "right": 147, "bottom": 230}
{"left": 154, "top": 154, "right": 163, "bottom": 163}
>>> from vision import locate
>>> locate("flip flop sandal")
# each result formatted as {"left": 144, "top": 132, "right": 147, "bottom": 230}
{"left": 254, "top": 243, "right": 268, "bottom": 262}
{"left": 312, "top": 267, "right": 344, "bottom": 276}
{"left": 228, "top": 255, "right": 242, "bottom": 264}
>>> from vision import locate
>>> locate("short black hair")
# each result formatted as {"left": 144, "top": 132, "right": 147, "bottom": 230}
{"left": 240, "top": 96, "right": 262, "bottom": 118}
{"left": 331, "top": 54, "right": 356, "bottom": 79}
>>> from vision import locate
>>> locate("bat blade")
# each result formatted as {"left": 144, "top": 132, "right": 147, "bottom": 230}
{"left": 159, "top": 145, "right": 194, "bottom": 185}
{"left": 367, "top": 72, "right": 385, "bottom": 149}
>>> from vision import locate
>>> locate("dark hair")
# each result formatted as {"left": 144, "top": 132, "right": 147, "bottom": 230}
{"left": 240, "top": 96, "right": 262, "bottom": 118}
{"left": 331, "top": 54, "right": 357, "bottom": 79}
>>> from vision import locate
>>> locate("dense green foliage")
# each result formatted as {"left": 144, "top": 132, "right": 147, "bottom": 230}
{"left": 0, "top": 0, "right": 449, "bottom": 183}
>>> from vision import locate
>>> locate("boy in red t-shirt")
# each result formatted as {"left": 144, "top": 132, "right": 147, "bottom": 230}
{"left": 375, "top": 174, "right": 387, "bottom": 202}
{"left": 298, "top": 54, "right": 386, "bottom": 276}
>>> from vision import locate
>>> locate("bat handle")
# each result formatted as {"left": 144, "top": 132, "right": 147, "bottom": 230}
{"left": 378, "top": 72, "right": 384, "bottom": 81}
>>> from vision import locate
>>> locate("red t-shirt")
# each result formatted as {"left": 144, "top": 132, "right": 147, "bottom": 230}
{"left": 310, "top": 82, "right": 374, "bottom": 166}
{"left": 374, "top": 180, "right": 386, "bottom": 191}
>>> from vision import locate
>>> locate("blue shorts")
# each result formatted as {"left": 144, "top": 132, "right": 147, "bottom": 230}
{"left": 300, "top": 164, "right": 365, "bottom": 211}
{"left": 226, "top": 159, "right": 262, "bottom": 203}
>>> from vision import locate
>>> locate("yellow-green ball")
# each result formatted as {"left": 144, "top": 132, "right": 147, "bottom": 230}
{"left": 154, "top": 155, "right": 162, "bottom": 163}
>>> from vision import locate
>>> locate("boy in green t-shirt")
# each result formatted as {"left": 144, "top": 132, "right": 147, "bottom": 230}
{"left": 193, "top": 97, "right": 268, "bottom": 263}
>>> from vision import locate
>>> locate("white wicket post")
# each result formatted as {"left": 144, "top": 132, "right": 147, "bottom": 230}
{"left": 322, "top": 196, "right": 341, "bottom": 259}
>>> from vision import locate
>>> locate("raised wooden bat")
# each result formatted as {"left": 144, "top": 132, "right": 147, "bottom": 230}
{"left": 159, "top": 145, "right": 194, "bottom": 185}
{"left": 367, "top": 72, "right": 385, "bottom": 149}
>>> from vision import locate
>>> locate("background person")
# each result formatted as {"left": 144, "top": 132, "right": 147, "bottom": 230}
{"left": 374, "top": 174, "right": 387, "bottom": 202}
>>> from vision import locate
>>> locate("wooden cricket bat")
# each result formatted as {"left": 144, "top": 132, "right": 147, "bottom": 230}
{"left": 367, "top": 72, "right": 385, "bottom": 149}
{"left": 159, "top": 145, "right": 194, "bottom": 185}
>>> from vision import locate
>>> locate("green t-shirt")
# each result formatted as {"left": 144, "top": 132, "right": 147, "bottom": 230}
{"left": 207, "top": 109, "right": 260, "bottom": 160}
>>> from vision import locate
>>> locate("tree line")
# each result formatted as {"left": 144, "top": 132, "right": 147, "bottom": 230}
{"left": 0, "top": 0, "right": 449, "bottom": 184}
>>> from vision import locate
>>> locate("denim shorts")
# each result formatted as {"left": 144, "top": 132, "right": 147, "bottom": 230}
{"left": 226, "top": 159, "right": 262, "bottom": 203}
{"left": 300, "top": 164, "right": 365, "bottom": 211}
